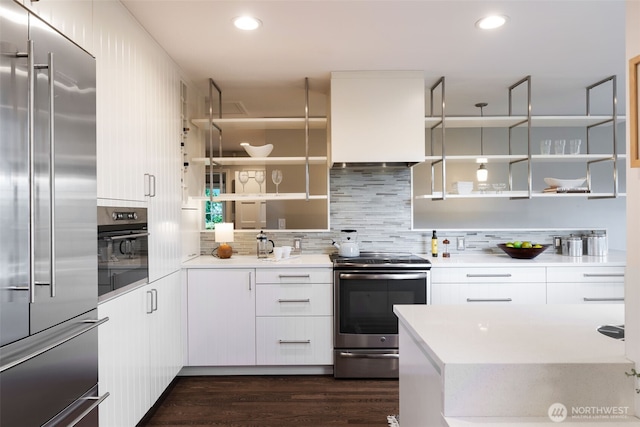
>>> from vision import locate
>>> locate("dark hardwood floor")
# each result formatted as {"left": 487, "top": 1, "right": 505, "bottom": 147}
{"left": 139, "top": 375, "right": 399, "bottom": 427}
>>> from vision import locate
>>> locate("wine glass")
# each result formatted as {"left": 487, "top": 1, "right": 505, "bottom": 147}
{"left": 238, "top": 171, "right": 249, "bottom": 193}
{"left": 254, "top": 170, "right": 265, "bottom": 193}
{"left": 271, "top": 169, "right": 283, "bottom": 195}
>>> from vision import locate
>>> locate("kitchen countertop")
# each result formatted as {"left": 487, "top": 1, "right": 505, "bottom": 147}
{"left": 182, "top": 253, "right": 332, "bottom": 268}
{"left": 422, "top": 249, "right": 626, "bottom": 267}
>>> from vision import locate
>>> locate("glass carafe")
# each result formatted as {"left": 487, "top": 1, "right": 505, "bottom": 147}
{"left": 256, "top": 230, "right": 275, "bottom": 259}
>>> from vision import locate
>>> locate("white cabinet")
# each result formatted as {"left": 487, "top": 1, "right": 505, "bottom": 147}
{"left": 330, "top": 71, "right": 425, "bottom": 165}
{"left": 255, "top": 268, "right": 333, "bottom": 365}
{"left": 21, "top": 0, "right": 93, "bottom": 51}
{"left": 186, "top": 269, "right": 256, "bottom": 366}
{"left": 431, "top": 267, "right": 546, "bottom": 305}
{"left": 547, "top": 266, "right": 625, "bottom": 304}
{"left": 98, "top": 272, "right": 182, "bottom": 427}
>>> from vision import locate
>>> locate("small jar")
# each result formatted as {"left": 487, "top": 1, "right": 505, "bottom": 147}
{"left": 566, "top": 236, "right": 583, "bottom": 257}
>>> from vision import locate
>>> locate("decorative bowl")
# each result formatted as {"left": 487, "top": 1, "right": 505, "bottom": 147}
{"left": 240, "top": 142, "right": 273, "bottom": 157}
{"left": 544, "top": 177, "right": 586, "bottom": 188}
{"left": 497, "top": 243, "right": 551, "bottom": 259}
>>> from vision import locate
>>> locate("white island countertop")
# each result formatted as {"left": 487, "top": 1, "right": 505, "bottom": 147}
{"left": 182, "top": 253, "right": 332, "bottom": 269}
{"left": 394, "top": 304, "right": 638, "bottom": 425}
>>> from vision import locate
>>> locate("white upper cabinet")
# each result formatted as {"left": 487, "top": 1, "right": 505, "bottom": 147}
{"left": 21, "top": 0, "right": 93, "bottom": 52}
{"left": 330, "top": 71, "right": 425, "bottom": 165}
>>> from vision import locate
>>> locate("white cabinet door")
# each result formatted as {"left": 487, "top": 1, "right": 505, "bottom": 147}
{"left": 147, "top": 272, "right": 183, "bottom": 404}
{"left": 547, "top": 266, "right": 625, "bottom": 304}
{"left": 431, "top": 283, "right": 547, "bottom": 305}
{"left": 98, "top": 287, "right": 150, "bottom": 427}
{"left": 187, "top": 269, "right": 256, "bottom": 366}
{"left": 256, "top": 316, "right": 333, "bottom": 365}
{"left": 22, "top": 0, "right": 93, "bottom": 51}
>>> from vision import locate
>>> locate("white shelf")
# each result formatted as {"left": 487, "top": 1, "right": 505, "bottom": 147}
{"left": 415, "top": 191, "right": 625, "bottom": 200}
{"left": 192, "top": 156, "right": 328, "bottom": 166}
{"left": 192, "top": 193, "right": 328, "bottom": 202}
{"left": 531, "top": 154, "right": 624, "bottom": 162}
{"left": 191, "top": 117, "right": 327, "bottom": 130}
{"left": 424, "top": 154, "right": 528, "bottom": 163}
{"left": 425, "top": 115, "right": 625, "bottom": 129}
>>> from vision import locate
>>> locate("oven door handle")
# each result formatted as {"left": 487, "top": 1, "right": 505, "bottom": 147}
{"left": 103, "top": 232, "right": 150, "bottom": 241}
{"left": 338, "top": 273, "right": 427, "bottom": 281}
{"left": 338, "top": 352, "right": 399, "bottom": 360}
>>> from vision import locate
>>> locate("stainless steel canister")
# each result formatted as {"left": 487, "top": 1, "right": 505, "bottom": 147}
{"left": 566, "top": 236, "right": 583, "bottom": 257}
{"left": 587, "top": 232, "right": 608, "bottom": 257}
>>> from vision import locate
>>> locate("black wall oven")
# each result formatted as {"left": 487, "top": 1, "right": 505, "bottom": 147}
{"left": 97, "top": 207, "right": 149, "bottom": 298}
{"left": 332, "top": 253, "right": 430, "bottom": 378}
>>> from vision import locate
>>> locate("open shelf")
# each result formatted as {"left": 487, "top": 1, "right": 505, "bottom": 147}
{"left": 192, "top": 193, "right": 328, "bottom": 202}
{"left": 192, "top": 156, "right": 328, "bottom": 166}
{"left": 191, "top": 117, "right": 327, "bottom": 130}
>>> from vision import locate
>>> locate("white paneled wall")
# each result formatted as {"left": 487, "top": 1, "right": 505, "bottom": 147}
{"left": 22, "top": 0, "right": 94, "bottom": 52}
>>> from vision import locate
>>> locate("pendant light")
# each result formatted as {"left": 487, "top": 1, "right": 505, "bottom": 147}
{"left": 475, "top": 102, "right": 488, "bottom": 182}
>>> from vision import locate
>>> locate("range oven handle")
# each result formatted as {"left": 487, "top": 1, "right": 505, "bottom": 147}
{"left": 103, "top": 232, "right": 150, "bottom": 241}
{"left": 338, "top": 352, "right": 399, "bottom": 360}
{"left": 338, "top": 273, "right": 428, "bottom": 281}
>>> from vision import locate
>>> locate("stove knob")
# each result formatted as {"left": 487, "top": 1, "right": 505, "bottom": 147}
{"left": 380, "top": 336, "right": 386, "bottom": 343}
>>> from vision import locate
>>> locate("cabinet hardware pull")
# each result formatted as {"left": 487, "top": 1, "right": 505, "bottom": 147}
{"left": 278, "top": 274, "right": 311, "bottom": 279}
{"left": 67, "top": 392, "right": 110, "bottom": 427}
{"left": 339, "top": 273, "right": 427, "bottom": 281}
{"left": 277, "top": 298, "right": 310, "bottom": 303}
{"left": 249, "top": 271, "right": 252, "bottom": 291}
{"left": 278, "top": 340, "right": 310, "bottom": 344}
{"left": 146, "top": 290, "right": 154, "bottom": 314}
{"left": 466, "top": 298, "right": 513, "bottom": 302}
{"left": 466, "top": 274, "right": 512, "bottom": 278}
{"left": 0, "top": 317, "right": 109, "bottom": 373}
{"left": 583, "top": 297, "right": 624, "bottom": 302}
{"left": 144, "top": 173, "right": 151, "bottom": 197}
{"left": 583, "top": 273, "right": 624, "bottom": 278}
{"left": 151, "top": 288, "right": 158, "bottom": 312}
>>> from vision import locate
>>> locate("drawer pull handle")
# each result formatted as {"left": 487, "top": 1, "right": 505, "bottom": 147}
{"left": 583, "top": 297, "right": 624, "bottom": 302}
{"left": 583, "top": 273, "right": 625, "bottom": 278}
{"left": 466, "top": 298, "right": 513, "bottom": 303}
{"left": 278, "top": 340, "right": 311, "bottom": 344}
{"left": 278, "top": 274, "right": 311, "bottom": 279}
{"left": 466, "top": 274, "right": 512, "bottom": 278}
{"left": 339, "top": 352, "right": 399, "bottom": 359}
{"left": 277, "top": 298, "right": 311, "bottom": 303}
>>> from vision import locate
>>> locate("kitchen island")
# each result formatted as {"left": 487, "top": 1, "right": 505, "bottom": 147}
{"left": 394, "top": 304, "right": 640, "bottom": 426}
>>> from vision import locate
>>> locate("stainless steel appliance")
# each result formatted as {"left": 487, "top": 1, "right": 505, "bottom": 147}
{"left": 98, "top": 206, "right": 149, "bottom": 298}
{"left": 1, "top": 1, "right": 108, "bottom": 425}
{"left": 332, "top": 252, "right": 430, "bottom": 378}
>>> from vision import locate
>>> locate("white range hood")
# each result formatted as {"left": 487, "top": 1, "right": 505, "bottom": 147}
{"left": 329, "top": 70, "right": 425, "bottom": 167}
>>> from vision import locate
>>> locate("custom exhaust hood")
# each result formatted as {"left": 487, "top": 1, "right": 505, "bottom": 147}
{"left": 329, "top": 71, "right": 425, "bottom": 168}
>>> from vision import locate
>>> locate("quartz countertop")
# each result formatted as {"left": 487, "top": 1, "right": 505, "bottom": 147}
{"left": 182, "top": 253, "right": 332, "bottom": 269}
{"left": 394, "top": 304, "right": 627, "bottom": 366}
{"left": 421, "top": 249, "right": 626, "bottom": 267}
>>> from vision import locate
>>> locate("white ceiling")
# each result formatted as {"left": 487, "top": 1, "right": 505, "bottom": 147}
{"left": 121, "top": 0, "right": 626, "bottom": 119}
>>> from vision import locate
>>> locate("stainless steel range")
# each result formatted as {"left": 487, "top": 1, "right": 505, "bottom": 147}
{"left": 332, "top": 252, "right": 431, "bottom": 378}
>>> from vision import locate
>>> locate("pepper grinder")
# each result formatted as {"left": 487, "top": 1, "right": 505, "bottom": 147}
{"left": 442, "top": 239, "right": 451, "bottom": 258}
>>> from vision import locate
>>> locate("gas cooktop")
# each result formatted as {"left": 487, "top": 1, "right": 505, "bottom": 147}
{"left": 330, "top": 252, "right": 431, "bottom": 269}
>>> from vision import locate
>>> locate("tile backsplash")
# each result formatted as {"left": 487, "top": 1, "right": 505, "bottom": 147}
{"left": 201, "top": 167, "right": 602, "bottom": 256}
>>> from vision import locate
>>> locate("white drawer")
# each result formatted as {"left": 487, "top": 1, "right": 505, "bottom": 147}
{"left": 256, "top": 316, "right": 333, "bottom": 365}
{"left": 547, "top": 266, "right": 625, "bottom": 283}
{"left": 431, "top": 267, "right": 545, "bottom": 283}
{"left": 256, "top": 283, "right": 332, "bottom": 316}
{"left": 256, "top": 268, "right": 332, "bottom": 284}
{"left": 431, "top": 283, "right": 547, "bottom": 305}
{"left": 547, "top": 282, "right": 624, "bottom": 304}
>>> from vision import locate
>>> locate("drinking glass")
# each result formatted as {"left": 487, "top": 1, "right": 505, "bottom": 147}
{"left": 554, "top": 139, "right": 566, "bottom": 155}
{"left": 254, "top": 170, "right": 265, "bottom": 192}
{"left": 271, "top": 169, "right": 283, "bottom": 195}
{"left": 238, "top": 171, "right": 249, "bottom": 192}
{"left": 540, "top": 139, "right": 552, "bottom": 155}
{"left": 569, "top": 139, "right": 581, "bottom": 155}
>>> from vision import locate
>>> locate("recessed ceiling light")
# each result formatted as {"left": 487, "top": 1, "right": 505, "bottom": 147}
{"left": 233, "top": 16, "right": 262, "bottom": 31}
{"left": 475, "top": 15, "right": 508, "bottom": 30}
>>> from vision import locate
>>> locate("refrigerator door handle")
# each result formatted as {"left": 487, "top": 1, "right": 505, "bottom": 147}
{"left": 66, "top": 392, "right": 110, "bottom": 427}
{"left": 0, "top": 317, "right": 109, "bottom": 373}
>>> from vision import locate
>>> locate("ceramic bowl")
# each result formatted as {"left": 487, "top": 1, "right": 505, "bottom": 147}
{"left": 497, "top": 243, "right": 551, "bottom": 259}
{"left": 240, "top": 142, "right": 273, "bottom": 157}
{"left": 544, "top": 177, "right": 586, "bottom": 188}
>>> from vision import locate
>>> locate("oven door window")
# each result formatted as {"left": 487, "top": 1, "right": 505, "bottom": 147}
{"left": 97, "top": 233, "right": 148, "bottom": 297}
{"left": 338, "top": 275, "right": 427, "bottom": 335}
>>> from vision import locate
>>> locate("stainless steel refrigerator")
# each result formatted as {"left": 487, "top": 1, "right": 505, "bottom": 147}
{"left": 1, "top": 1, "right": 108, "bottom": 425}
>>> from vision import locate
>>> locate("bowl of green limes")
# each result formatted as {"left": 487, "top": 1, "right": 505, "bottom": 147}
{"left": 497, "top": 242, "right": 550, "bottom": 259}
